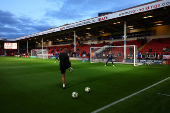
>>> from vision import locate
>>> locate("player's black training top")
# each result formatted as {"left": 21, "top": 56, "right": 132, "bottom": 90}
{"left": 59, "top": 52, "right": 70, "bottom": 68}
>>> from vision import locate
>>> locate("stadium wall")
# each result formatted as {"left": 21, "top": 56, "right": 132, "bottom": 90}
{"left": 37, "top": 41, "right": 52, "bottom": 47}
{"left": 37, "top": 40, "right": 92, "bottom": 47}
{"left": 130, "top": 25, "right": 170, "bottom": 41}
{"left": 99, "top": 25, "right": 170, "bottom": 43}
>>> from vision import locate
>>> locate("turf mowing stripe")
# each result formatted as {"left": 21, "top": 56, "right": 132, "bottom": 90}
{"left": 91, "top": 76, "right": 170, "bottom": 113}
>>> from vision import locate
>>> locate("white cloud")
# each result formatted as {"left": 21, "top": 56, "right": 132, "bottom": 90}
{"left": 0, "top": 0, "right": 154, "bottom": 38}
{"left": 0, "top": 0, "right": 64, "bottom": 20}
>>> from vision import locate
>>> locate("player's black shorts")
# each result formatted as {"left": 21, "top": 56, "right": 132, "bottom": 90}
{"left": 60, "top": 61, "right": 71, "bottom": 74}
{"left": 60, "top": 68, "right": 67, "bottom": 74}
{"left": 60, "top": 65, "right": 70, "bottom": 74}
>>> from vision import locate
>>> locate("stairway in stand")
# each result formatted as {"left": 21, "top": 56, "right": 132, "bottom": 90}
{"left": 138, "top": 42, "right": 148, "bottom": 51}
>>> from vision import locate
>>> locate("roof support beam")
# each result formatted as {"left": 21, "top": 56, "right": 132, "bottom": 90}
{"left": 18, "top": 41, "right": 19, "bottom": 53}
{"left": 124, "top": 21, "right": 127, "bottom": 60}
{"left": 74, "top": 31, "right": 76, "bottom": 52}
{"left": 27, "top": 40, "right": 28, "bottom": 54}
{"left": 42, "top": 37, "right": 43, "bottom": 55}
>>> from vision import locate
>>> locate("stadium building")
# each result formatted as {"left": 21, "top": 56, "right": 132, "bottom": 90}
{"left": 1, "top": 1, "right": 170, "bottom": 113}
{"left": 0, "top": 0, "right": 170, "bottom": 64}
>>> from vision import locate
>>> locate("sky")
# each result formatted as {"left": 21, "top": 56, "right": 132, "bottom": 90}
{"left": 0, "top": 0, "right": 154, "bottom": 39}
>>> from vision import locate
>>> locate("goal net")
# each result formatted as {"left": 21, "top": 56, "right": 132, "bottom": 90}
{"left": 90, "top": 45, "right": 140, "bottom": 66}
{"left": 31, "top": 49, "right": 53, "bottom": 59}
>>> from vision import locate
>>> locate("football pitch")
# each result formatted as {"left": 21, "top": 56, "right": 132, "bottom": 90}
{"left": 0, "top": 57, "right": 170, "bottom": 113}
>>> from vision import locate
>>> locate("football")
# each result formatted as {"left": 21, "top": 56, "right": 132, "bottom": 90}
{"left": 85, "top": 87, "right": 91, "bottom": 93}
{"left": 72, "top": 92, "right": 78, "bottom": 98}
{"left": 69, "top": 67, "right": 73, "bottom": 73}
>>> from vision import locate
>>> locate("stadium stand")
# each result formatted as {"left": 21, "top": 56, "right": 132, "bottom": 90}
{"left": 42, "top": 40, "right": 142, "bottom": 58}
{"left": 0, "top": 48, "right": 4, "bottom": 55}
{"left": 111, "top": 40, "right": 142, "bottom": 48}
{"left": 31, "top": 38, "right": 169, "bottom": 59}
{"left": 140, "top": 37, "right": 170, "bottom": 55}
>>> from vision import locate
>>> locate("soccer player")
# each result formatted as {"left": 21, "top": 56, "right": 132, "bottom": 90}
{"left": 55, "top": 51, "right": 59, "bottom": 63}
{"left": 105, "top": 51, "right": 114, "bottom": 66}
{"left": 59, "top": 48, "right": 73, "bottom": 89}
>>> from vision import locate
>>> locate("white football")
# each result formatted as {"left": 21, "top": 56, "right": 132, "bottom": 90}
{"left": 85, "top": 87, "right": 91, "bottom": 93}
{"left": 72, "top": 92, "right": 78, "bottom": 98}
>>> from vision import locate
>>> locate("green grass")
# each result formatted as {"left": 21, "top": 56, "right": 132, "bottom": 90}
{"left": 0, "top": 57, "right": 170, "bottom": 113}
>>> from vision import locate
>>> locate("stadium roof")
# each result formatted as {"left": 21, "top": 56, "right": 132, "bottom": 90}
{"left": 16, "top": 0, "right": 170, "bottom": 42}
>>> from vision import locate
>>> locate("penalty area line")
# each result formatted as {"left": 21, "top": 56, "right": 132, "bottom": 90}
{"left": 157, "top": 93, "right": 170, "bottom": 97}
{"left": 91, "top": 76, "right": 170, "bottom": 113}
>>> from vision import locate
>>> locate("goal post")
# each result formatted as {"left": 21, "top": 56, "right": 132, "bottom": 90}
{"left": 90, "top": 45, "right": 139, "bottom": 66}
{"left": 31, "top": 49, "right": 53, "bottom": 59}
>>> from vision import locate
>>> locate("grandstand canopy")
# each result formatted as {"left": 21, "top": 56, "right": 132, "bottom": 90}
{"left": 17, "top": 0, "right": 170, "bottom": 43}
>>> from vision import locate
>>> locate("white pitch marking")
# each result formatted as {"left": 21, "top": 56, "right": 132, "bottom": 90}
{"left": 157, "top": 93, "right": 170, "bottom": 97}
{"left": 91, "top": 77, "right": 170, "bottom": 113}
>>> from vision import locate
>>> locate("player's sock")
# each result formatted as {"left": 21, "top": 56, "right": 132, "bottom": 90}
{"left": 112, "top": 62, "right": 114, "bottom": 66}
{"left": 63, "top": 84, "right": 65, "bottom": 88}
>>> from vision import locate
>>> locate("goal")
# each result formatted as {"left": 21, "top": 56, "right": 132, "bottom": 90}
{"left": 90, "top": 45, "right": 139, "bottom": 66}
{"left": 31, "top": 49, "right": 53, "bottom": 59}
